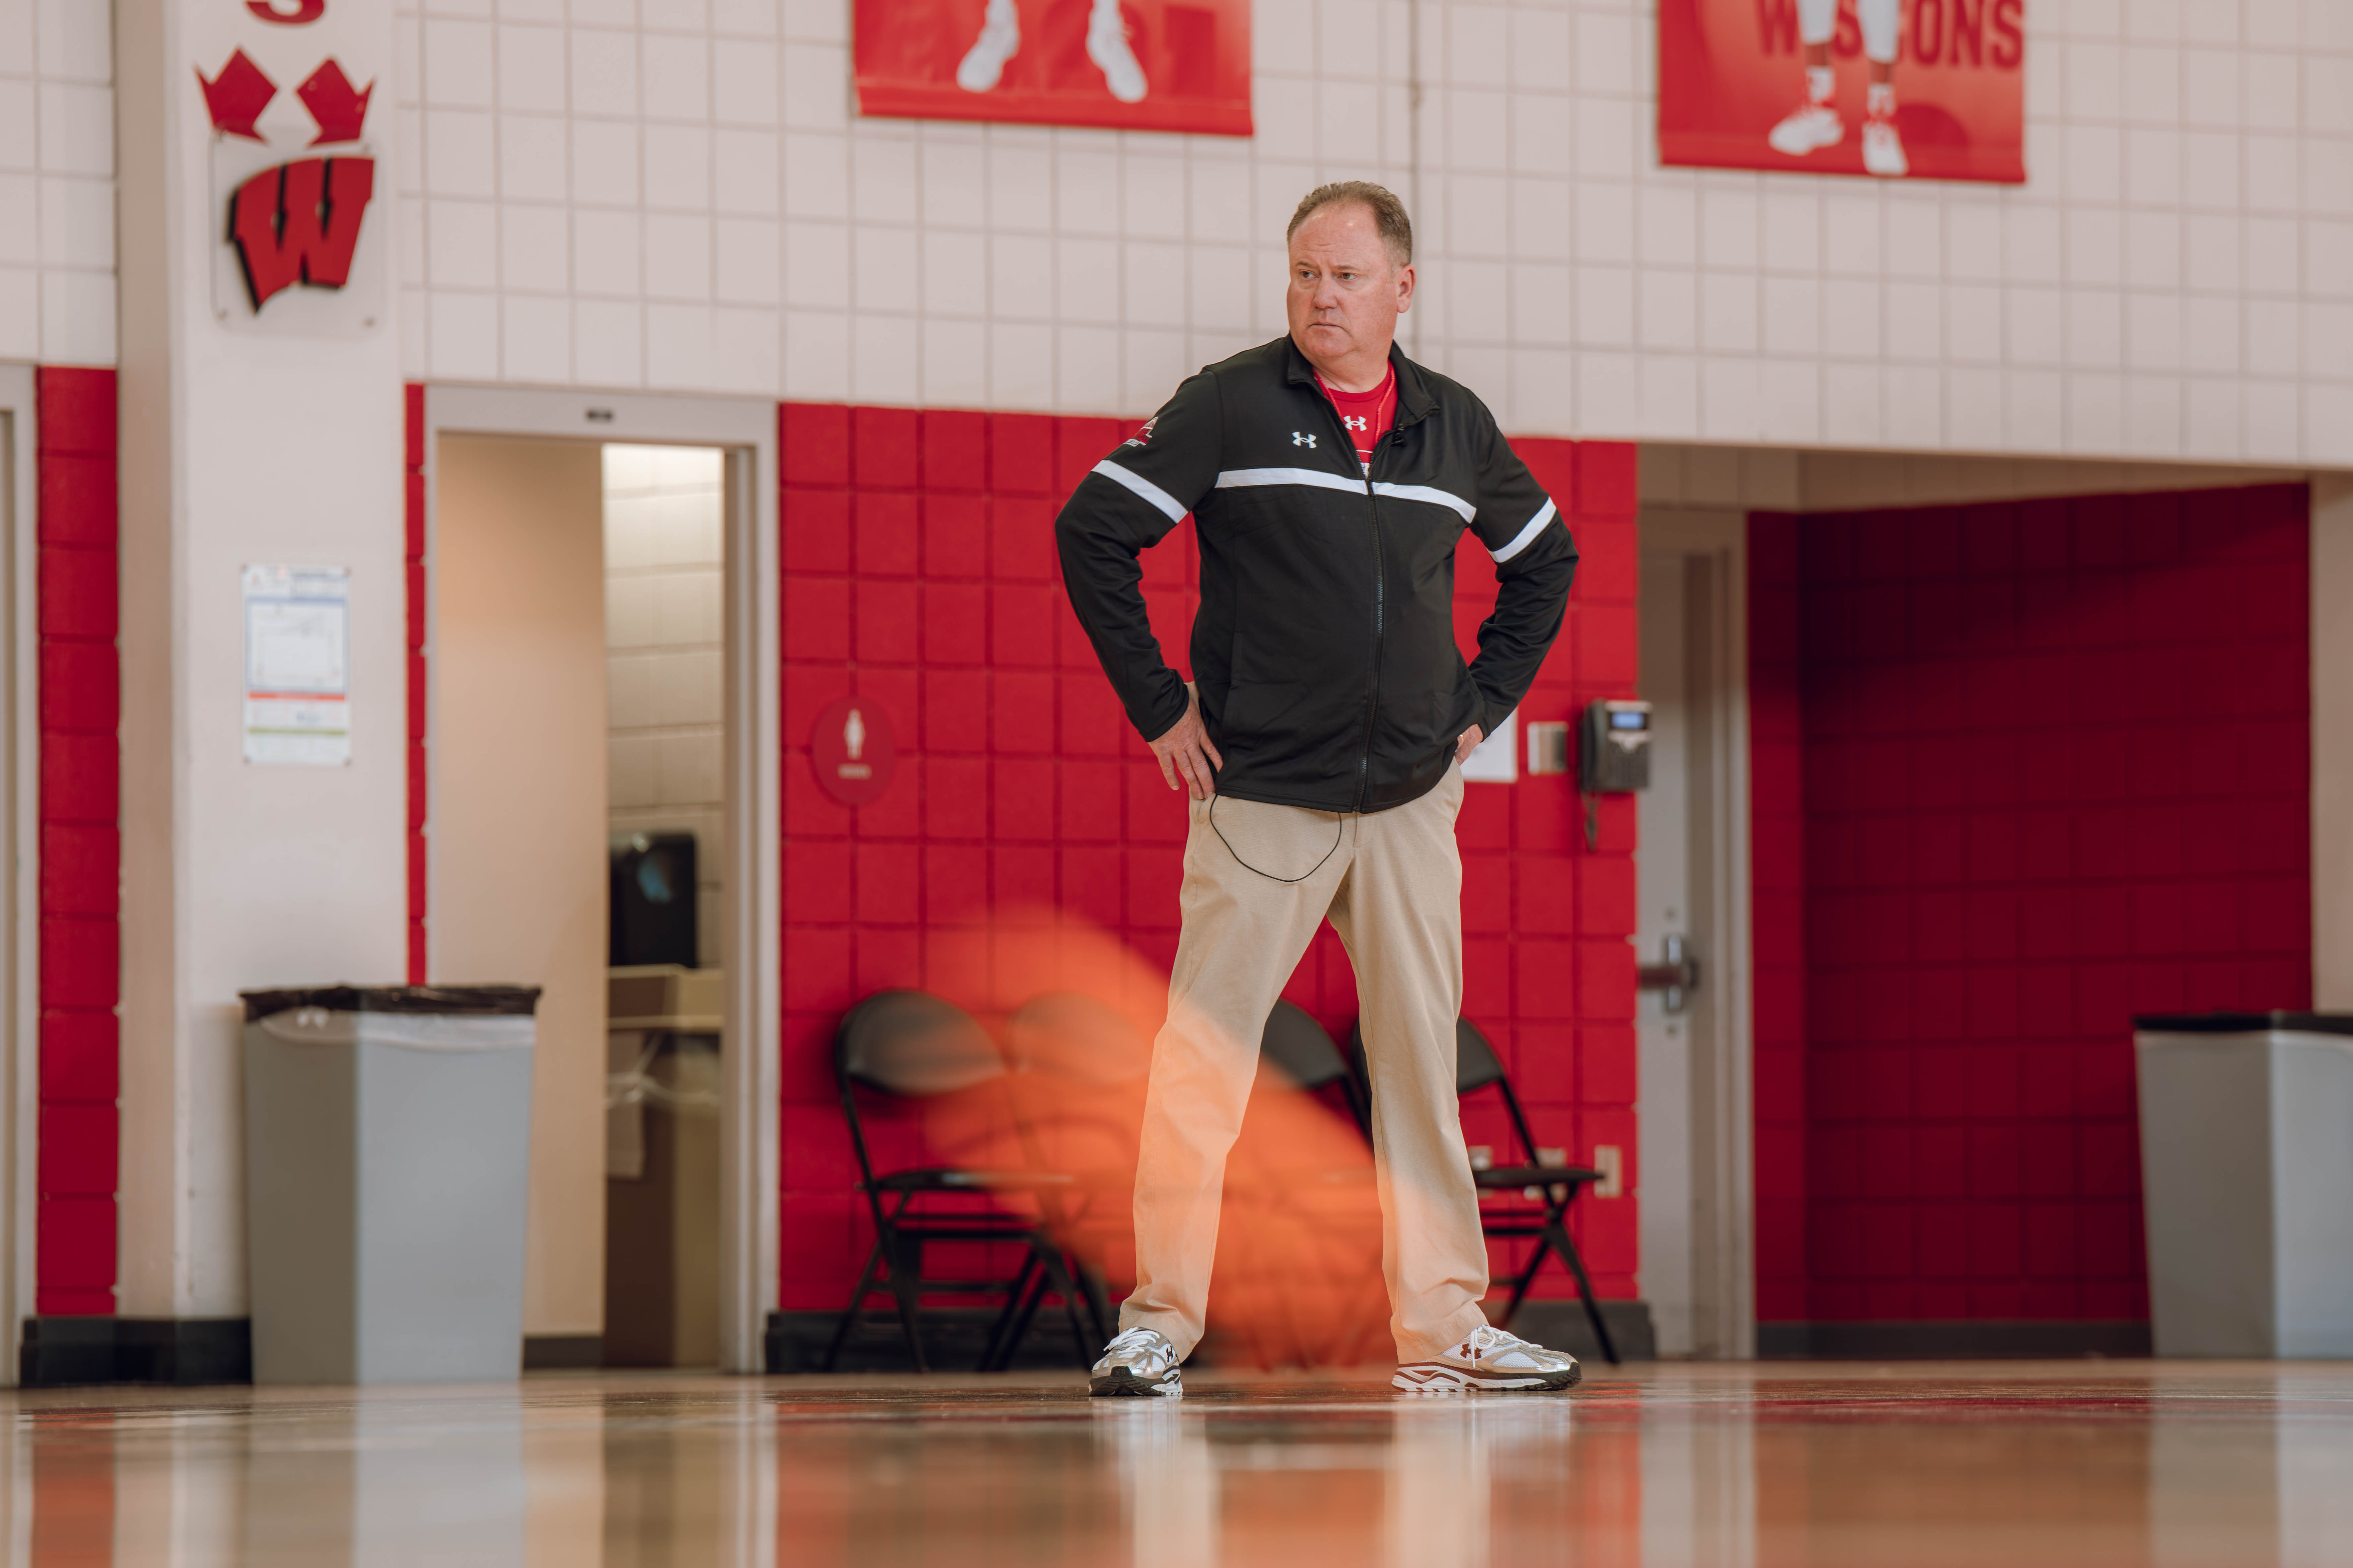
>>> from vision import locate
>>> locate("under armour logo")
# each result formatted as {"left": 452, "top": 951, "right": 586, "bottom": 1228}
{"left": 1292, "top": 432, "right": 1316, "bottom": 447}
{"left": 1344, "top": 415, "right": 1368, "bottom": 432}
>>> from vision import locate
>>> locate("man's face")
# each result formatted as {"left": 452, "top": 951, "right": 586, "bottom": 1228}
{"left": 1286, "top": 202, "right": 1413, "bottom": 372}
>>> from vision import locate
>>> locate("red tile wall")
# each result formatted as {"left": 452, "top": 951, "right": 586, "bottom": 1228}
{"left": 404, "top": 385, "right": 428, "bottom": 984}
{"left": 776, "top": 401, "right": 1643, "bottom": 1312}
{"left": 1753, "top": 484, "right": 2312, "bottom": 1323}
{"left": 1746, "top": 512, "right": 1810, "bottom": 1323}
{"left": 35, "top": 366, "right": 120, "bottom": 1317}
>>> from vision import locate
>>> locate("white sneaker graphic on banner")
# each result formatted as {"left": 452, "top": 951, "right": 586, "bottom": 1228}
{"left": 1767, "top": 101, "right": 1844, "bottom": 156}
{"left": 1863, "top": 114, "right": 1910, "bottom": 176}
{"left": 1087, "top": 0, "right": 1149, "bottom": 102}
{"left": 956, "top": 0, "right": 1021, "bottom": 92}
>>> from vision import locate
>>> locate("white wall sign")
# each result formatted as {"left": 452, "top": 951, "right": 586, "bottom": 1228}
{"left": 242, "top": 564, "right": 351, "bottom": 765}
{"left": 1461, "top": 709, "right": 1519, "bottom": 783}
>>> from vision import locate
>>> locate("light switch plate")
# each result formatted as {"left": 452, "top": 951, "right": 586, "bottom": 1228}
{"left": 1526, "top": 720, "right": 1569, "bottom": 775}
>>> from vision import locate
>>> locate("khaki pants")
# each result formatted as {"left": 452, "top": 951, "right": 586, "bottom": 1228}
{"left": 1118, "top": 765, "right": 1490, "bottom": 1364}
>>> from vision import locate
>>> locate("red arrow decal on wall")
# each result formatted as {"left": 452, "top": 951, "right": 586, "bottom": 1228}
{"left": 196, "top": 49, "right": 277, "bottom": 141}
{"left": 296, "top": 58, "right": 374, "bottom": 145}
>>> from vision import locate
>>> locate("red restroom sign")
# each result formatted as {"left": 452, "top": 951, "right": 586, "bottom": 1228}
{"left": 812, "top": 697, "right": 898, "bottom": 808}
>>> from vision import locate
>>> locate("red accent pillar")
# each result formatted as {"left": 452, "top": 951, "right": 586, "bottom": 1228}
{"left": 35, "top": 366, "right": 121, "bottom": 1318}
{"left": 404, "top": 384, "right": 428, "bottom": 984}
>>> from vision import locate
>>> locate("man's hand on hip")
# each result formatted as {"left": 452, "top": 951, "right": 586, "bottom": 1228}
{"left": 1151, "top": 687, "right": 1224, "bottom": 800}
{"left": 1454, "top": 723, "right": 1485, "bottom": 765}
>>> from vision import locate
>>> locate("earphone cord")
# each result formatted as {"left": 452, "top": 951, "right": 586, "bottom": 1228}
{"left": 1207, "top": 794, "right": 1345, "bottom": 884}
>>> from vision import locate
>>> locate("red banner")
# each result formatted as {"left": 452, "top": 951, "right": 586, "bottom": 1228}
{"left": 1659, "top": 0, "right": 2024, "bottom": 183}
{"left": 855, "top": 0, "right": 1252, "bottom": 136}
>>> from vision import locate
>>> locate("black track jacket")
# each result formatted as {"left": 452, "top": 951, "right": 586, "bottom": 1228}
{"left": 1055, "top": 335, "right": 1579, "bottom": 814}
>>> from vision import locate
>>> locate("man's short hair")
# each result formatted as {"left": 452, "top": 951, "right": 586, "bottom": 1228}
{"left": 1286, "top": 181, "right": 1413, "bottom": 267}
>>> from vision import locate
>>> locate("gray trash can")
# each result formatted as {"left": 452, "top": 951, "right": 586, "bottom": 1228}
{"left": 242, "top": 984, "right": 541, "bottom": 1384}
{"left": 2134, "top": 1012, "right": 2353, "bottom": 1358}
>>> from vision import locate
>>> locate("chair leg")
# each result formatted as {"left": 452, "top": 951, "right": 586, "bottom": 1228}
{"left": 1492, "top": 1227, "right": 1549, "bottom": 1331}
{"left": 883, "top": 1232, "right": 932, "bottom": 1374}
{"left": 989, "top": 1268, "right": 1053, "bottom": 1374}
{"left": 822, "top": 1242, "right": 887, "bottom": 1373}
{"left": 1031, "top": 1241, "right": 1097, "bottom": 1369}
{"left": 978, "top": 1252, "right": 1042, "bottom": 1373}
{"left": 1076, "top": 1259, "right": 1113, "bottom": 1346}
{"left": 1542, "top": 1216, "right": 1620, "bottom": 1365}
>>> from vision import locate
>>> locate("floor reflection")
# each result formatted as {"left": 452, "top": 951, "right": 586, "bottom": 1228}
{"left": 7, "top": 1364, "right": 2353, "bottom": 1566}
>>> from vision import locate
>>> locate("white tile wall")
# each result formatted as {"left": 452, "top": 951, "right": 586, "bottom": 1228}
{"left": 0, "top": 0, "right": 115, "bottom": 362}
{"left": 16, "top": 0, "right": 2347, "bottom": 468}
{"left": 394, "top": 0, "right": 1429, "bottom": 411}
{"left": 1637, "top": 439, "right": 2305, "bottom": 510}
{"left": 604, "top": 443, "right": 727, "bottom": 968}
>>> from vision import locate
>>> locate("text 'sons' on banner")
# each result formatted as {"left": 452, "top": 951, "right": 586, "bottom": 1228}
{"left": 856, "top": 0, "right": 1253, "bottom": 136}
{"left": 1659, "top": 0, "right": 2025, "bottom": 184}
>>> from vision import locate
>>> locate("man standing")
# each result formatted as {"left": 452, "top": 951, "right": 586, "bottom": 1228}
{"left": 1055, "top": 182, "right": 1584, "bottom": 1395}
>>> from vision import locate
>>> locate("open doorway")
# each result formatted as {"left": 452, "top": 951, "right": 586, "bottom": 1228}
{"left": 431, "top": 435, "right": 732, "bottom": 1369}
{"left": 599, "top": 445, "right": 727, "bottom": 1368}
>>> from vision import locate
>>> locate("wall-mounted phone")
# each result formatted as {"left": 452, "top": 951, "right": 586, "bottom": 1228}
{"left": 1578, "top": 699, "right": 1653, "bottom": 849}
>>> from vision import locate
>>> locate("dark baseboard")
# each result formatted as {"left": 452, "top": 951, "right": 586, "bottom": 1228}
{"left": 1756, "top": 1320, "right": 2154, "bottom": 1359}
{"left": 522, "top": 1334, "right": 606, "bottom": 1371}
{"left": 1493, "top": 1299, "right": 1658, "bottom": 1363}
{"left": 765, "top": 1298, "right": 1660, "bottom": 1374}
{"left": 21, "top": 1317, "right": 254, "bottom": 1387}
{"left": 22, "top": 1320, "right": 622, "bottom": 1384}
{"left": 767, "top": 1308, "right": 1105, "bottom": 1374}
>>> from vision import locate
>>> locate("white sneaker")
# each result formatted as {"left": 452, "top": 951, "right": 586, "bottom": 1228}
{"left": 1767, "top": 102, "right": 1843, "bottom": 157}
{"left": 955, "top": 13, "right": 1021, "bottom": 93}
{"left": 1862, "top": 114, "right": 1909, "bottom": 176}
{"left": 1086, "top": 12, "right": 1148, "bottom": 103}
{"left": 1393, "top": 1325, "right": 1582, "bottom": 1394}
{"left": 1090, "top": 1326, "right": 1183, "bottom": 1397}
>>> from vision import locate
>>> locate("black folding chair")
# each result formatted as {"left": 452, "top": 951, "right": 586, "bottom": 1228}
{"left": 980, "top": 991, "right": 1152, "bottom": 1369}
{"left": 1347, "top": 1016, "right": 1619, "bottom": 1363}
{"left": 822, "top": 990, "right": 1095, "bottom": 1374}
{"left": 1260, "top": 999, "right": 1359, "bottom": 1104}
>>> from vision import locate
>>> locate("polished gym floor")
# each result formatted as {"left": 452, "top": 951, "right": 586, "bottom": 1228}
{"left": 10, "top": 1361, "right": 2352, "bottom": 1565}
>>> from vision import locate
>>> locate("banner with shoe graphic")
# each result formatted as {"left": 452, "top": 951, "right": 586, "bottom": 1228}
{"left": 855, "top": 0, "right": 1253, "bottom": 136}
{"left": 1658, "top": 0, "right": 2025, "bottom": 183}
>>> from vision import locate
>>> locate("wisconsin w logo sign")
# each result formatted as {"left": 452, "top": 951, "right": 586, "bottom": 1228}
{"left": 230, "top": 156, "right": 376, "bottom": 310}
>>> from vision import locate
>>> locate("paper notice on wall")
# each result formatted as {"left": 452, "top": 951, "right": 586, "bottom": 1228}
{"left": 1460, "top": 710, "right": 1518, "bottom": 784}
{"left": 243, "top": 564, "right": 351, "bottom": 765}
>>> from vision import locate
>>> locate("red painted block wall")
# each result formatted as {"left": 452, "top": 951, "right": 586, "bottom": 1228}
{"left": 776, "top": 401, "right": 1642, "bottom": 1312}
{"left": 35, "top": 367, "right": 120, "bottom": 1317}
{"left": 1752, "top": 484, "right": 2311, "bottom": 1324}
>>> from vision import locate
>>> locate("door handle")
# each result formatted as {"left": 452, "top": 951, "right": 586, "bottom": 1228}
{"left": 1636, "top": 934, "right": 1700, "bottom": 1015}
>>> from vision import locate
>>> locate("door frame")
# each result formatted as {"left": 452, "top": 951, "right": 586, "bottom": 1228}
{"left": 1637, "top": 506, "right": 1756, "bottom": 1358}
{"left": 421, "top": 386, "right": 782, "bottom": 1374}
{"left": 0, "top": 365, "right": 35, "bottom": 1382}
